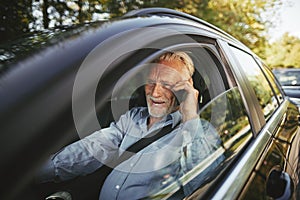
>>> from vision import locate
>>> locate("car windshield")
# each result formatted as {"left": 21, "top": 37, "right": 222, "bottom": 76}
{"left": 273, "top": 69, "right": 300, "bottom": 86}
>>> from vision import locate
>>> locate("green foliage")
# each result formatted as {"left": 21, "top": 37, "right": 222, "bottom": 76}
{"left": 266, "top": 33, "right": 300, "bottom": 68}
{"left": 0, "top": 0, "right": 34, "bottom": 43}
{"left": 3, "top": 0, "right": 298, "bottom": 68}
{"left": 203, "top": 0, "right": 282, "bottom": 58}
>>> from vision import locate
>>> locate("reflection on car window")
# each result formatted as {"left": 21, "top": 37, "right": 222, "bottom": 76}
{"left": 200, "top": 88, "right": 251, "bottom": 151}
{"left": 230, "top": 46, "right": 278, "bottom": 120}
{"left": 147, "top": 88, "right": 252, "bottom": 199}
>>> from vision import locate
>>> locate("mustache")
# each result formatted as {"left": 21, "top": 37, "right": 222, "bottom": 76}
{"left": 147, "top": 95, "right": 168, "bottom": 103}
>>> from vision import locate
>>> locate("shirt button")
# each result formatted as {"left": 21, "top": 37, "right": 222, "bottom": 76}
{"left": 130, "top": 163, "right": 134, "bottom": 167}
{"left": 115, "top": 185, "right": 120, "bottom": 189}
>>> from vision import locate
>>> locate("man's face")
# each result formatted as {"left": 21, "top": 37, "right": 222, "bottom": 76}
{"left": 145, "top": 60, "right": 187, "bottom": 119}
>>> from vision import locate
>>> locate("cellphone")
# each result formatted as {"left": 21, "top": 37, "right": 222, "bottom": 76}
{"left": 174, "top": 89, "right": 187, "bottom": 105}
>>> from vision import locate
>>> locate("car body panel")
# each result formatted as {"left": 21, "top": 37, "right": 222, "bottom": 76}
{"left": 240, "top": 101, "right": 300, "bottom": 199}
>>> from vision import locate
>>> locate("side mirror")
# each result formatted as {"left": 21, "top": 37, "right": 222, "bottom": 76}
{"left": 45, "top": 191, "right": 72, "bottom": 200}
{"left": 266, "top": 167, "right": 294, "bottom": 200}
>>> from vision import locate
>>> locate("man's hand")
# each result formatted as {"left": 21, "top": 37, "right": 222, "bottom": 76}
{"left": 172, "top": 78, "right": 199, "bottom": 122}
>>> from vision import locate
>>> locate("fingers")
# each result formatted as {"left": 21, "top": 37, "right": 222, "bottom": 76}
{"left": 171, "top": 80, "right": 199, "bottom": 122}
{"left": 172, "top": 80, "right": 198, "bottom": 99}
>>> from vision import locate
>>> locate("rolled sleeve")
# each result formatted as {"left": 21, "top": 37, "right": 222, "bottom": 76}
{"left": 181, "top": 118, "right": 202, "bottom": 146}
{"left": 180, "top": 118, "right": 220, "bottom": 171}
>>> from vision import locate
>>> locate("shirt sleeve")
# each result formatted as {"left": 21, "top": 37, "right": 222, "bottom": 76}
{"left": 36, "top": 109, "right": 135, "bottom": 183}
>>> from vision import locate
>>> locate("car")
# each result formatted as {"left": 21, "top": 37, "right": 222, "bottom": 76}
{"left": 273, "top": 68, "right": 300, "bottom": 106}
{"left": 0, "top": 7, "right": 299, "bottom": 200}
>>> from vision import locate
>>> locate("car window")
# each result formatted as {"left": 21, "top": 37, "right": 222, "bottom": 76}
{"left": 105, "top": 44, "right": 252, "bottom": 199}
{"left": 229, "top": 46, "right": 279, "bottom": 120}
{"left": 186, "top": 87, "right": 252, "bottom": 199}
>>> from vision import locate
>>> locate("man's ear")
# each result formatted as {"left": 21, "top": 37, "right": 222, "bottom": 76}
{"left": 188, "top": 77, "right": 193, "bottom": 84}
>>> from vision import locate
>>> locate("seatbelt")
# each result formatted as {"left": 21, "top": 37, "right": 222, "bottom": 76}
{"left": 107, "top": 122, "right": 180, "bottom": 168}
{"left": 108, "top": 121, "right": 180, "bottom": 169}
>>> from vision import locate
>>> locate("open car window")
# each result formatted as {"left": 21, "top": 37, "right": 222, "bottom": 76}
{"left": 93, "top": 43, "right": 252, "bottom": 199}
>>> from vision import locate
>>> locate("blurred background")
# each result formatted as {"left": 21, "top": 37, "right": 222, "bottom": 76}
{"left": 1, "top": 0, "right": 299, "bottom": 69}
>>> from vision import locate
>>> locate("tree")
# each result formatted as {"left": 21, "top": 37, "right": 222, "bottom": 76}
{"left": 202, "top": 0, "right": 283, "bottom": 59}
{"left": 0, "top": 0, "right": 33, "bottom": 43}
{"left": 266, "top": 33, "right": 300, "bottom": 68}
{"left": 0, "top": 0, "right": 285, "bottom": 61}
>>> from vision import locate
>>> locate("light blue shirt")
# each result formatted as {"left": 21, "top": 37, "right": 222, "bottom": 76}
{"left": 38, "top": 107, "right": 221, "bottom": 199}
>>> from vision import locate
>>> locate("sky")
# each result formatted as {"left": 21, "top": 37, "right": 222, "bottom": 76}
{"left": 269, "top": 0, "right": 300, "bottom": 41}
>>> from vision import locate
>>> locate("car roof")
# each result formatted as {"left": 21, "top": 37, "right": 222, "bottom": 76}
{"left": 123, "top": 7, "right": 241, "bottom": 43}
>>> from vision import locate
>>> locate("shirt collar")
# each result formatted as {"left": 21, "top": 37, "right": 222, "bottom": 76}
{"left": 170, "top": 110, "right": 182, "bottom": 128}
{"left": 139, "top": 107, "right": 181, "bottom": 128}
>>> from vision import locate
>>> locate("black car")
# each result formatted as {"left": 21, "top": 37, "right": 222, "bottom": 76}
{"left": 1, "top": 8, "right": 299, "bottom": 200}
{"left": 273, "top": 68, "right": 300, "bottom": 106}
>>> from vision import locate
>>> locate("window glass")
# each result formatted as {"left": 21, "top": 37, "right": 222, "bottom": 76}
{"left": 146, "top": 87, "right": 252, "bottom": 199}
{"left": 229, "top": 47, "right": 278, "bottom": 120}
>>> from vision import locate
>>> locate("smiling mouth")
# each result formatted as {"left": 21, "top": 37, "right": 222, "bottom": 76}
{"left": 152, "top": 100, "right": 165, "bottom": 105}
{"left": 150, "top": 98, "right": 166, "bottom": 105}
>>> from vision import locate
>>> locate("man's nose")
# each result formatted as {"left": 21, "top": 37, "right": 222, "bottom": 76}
{"left": 151, "top": 83, "right": 163, "bottom": 97}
